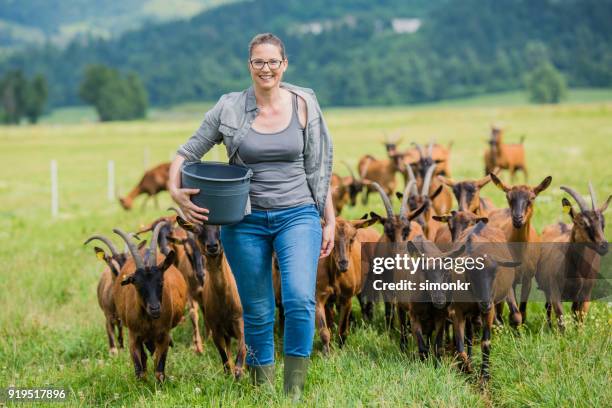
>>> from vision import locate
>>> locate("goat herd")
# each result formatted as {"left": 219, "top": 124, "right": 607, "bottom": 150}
{"left": 87, "top": 126, "right": 609, "bottom": 387}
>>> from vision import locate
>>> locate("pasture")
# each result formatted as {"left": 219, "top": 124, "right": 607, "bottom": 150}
{"left": 1, "top": 98, "right": 611, "bottom": 406}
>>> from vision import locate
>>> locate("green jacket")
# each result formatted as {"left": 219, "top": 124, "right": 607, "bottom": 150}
{"left": 177, "top": 82, "right": 333, "bottom": 217}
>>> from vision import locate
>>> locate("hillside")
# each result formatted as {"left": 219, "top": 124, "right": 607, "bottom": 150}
{"left": 0, "top": 0, "right": 234, "bottom": 50}
{"left": 1, "top": 0, "right": 611, "bottom": 107}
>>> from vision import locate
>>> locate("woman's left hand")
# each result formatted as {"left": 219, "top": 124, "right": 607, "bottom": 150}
{"left": 320, "top": 222, "right": 335, "bottom": 258}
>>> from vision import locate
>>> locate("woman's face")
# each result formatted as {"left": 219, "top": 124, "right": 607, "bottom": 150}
{"left": 248, "top": 43, "right": 287, "bottom": 91}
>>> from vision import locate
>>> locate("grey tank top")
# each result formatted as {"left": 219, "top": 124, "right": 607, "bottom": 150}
{"left": 237, "top": 94, "right": 315, "bottom": 210}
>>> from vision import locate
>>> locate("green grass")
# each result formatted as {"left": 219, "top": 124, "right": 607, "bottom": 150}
{"left": 39, "top": 87, "right": 612, "bottom": 124}
{"left": 1, "top": 100, "right": 611, "bottom": 406}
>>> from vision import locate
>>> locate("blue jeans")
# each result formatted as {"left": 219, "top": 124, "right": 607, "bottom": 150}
{"left": 220, "top": 204, "right": 322, "bottom": 367}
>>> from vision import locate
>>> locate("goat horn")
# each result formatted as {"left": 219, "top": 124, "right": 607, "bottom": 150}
{"left": 371, "top": 182, "right": 394, "bottom": 219}
{"left": 421, "top": 164, "right": 436, "bottom": 197}
{"left": 406, "top": 161, "right": 417, "bottom": 183}
{"left": 412, "top": 142, "right": 424, "bottom": 159}
{"left": 149, "top": 220, "right": 169, "bottom": 267}
{"left": 113, "top": 228, "right": 145, "bottom": 270}
{"left": 341, "top": 160, "right": 356, "bottom": 180}
{"left": 560, "top": 186, "right": 588, "bottom": 213}
{"left": 83, "top": 235, "right": 121, "bottom": 259}
{"left": 400, "top": 180, "right": 416, "bottom": 220}
{"left": 427, "top": 140, "right": 434, "bottom": 157}
{"left": 167, "top": 206, "right": 186, "bottom": 220}
{"left": 588, "top": 181, "right": 597, "bottom": 210}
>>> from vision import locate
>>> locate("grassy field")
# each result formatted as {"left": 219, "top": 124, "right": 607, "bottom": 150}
{"left": 1, "top": 100, "right": 611, "bottom": 406}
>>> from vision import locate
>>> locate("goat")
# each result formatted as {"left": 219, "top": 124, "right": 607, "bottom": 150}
{"left": 139, "top": 209, "right": 207, "bottom": 354}
{"left": 404, "top": 236, "right": 466, "bottom": 360}
{"left": 487, "top": 173, "right": 552, "bottom": 325}
{"left": 437, "top": 175, "right": 495, "bottom": 216}
{"left": 450, "top": 222, "right": 521, "bottom": 383}
{"left": 112, "top": 224, "right": 187, "bottom": 382}
{"left": 119, "top": 162, "right": 170, "bottom": 210}
{"left": 315, "top": 216, "right": 378, "bottom": 354}
{"left": 407, "top": 145, "right": 453, "bottom": 215}
{"left": 483, "top": 126, "right": 527, "bottom": 182}
{"left": 357, "top": 153, "right": 403, "bottom": 205}
{"left": 84, "top": 235, "right": 133, "bottom": 356}
{"left": 366, "top": 182, "right": 426, "bottom": 339}
{"left": 176, "top": 217, "right": 246, "bottom": 379}
{"left": 397, "top": 164, "right": 445, "bottom": 239}
{"left": 536, "top": 184, "right": 610, "bottom": 330}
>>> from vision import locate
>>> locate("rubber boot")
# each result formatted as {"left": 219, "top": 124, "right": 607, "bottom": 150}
{"left": 283, "top": 356, "right": 310, "bottom": 402}
{"left": 247, "top": 364, "right": 275, "bottom": 388}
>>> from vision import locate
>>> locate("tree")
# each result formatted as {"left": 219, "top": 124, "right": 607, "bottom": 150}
{"left": 525, "top": 62, "right": 567, "bottom": 104}
{"left": 79, "top": 64, "right": 148, "bottom": 121}
{"left": 0, "top": 70, "right": 27, "bottom": 124}
{"left": 23, "top": 75, "right": 48, "bottom": 124}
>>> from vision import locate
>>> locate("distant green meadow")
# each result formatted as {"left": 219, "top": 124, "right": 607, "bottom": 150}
{"left": 1, "top": 94, "right": 611, "bottom": 406}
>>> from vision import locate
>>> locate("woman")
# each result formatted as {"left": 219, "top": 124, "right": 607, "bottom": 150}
{"left": 168, "top": 33, "right": 335, "bottom": 398}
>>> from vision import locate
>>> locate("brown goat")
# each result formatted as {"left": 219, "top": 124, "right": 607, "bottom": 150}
{"left": 407, "top": 147, "right": 453, "bottom": 215}
{"left": 483, "top": 127, "right": 527, "bottom": 182}
{"left": 399, "top": 165, "right": 447, "bottom": 238}
{"left": 315, "top": 216, "right": 377, "bottom": 354}
{"left": 176, "top": 217, "right": 246, "bottom": 379}
{"left": 139, "top": 210, "right": 207, "bottom": 354}
{"left": 450, "top": 222, "right": 522, "bottom": 383}
{"left": 367, "top": 182, "right": 426, "bottom": 337}
{"left": 404, "top": 236, "right": 466, "bottom": 360}
{"left": 357, "top": 153, "right": 404, "bottom": 205}
{"left": 487, "top": 173, "right": 552, "bottom": 325}
{"left": 84, "top": 235, "right": 131, "bottom": 356}
{"left": 536, "top": 184, "right": 610, "bottom": 329}
{"left": 112, "top": 225, "right": 187, "bottom": 382}
{"left": 119, "top": 162, "right": 170, "bottom": 210}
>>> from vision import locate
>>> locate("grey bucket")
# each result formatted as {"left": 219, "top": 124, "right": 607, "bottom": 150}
{"left": 181, "top": 161, "right": 252, "bottom": 225}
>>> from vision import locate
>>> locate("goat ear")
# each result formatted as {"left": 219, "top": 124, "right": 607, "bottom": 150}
{"left": 121, "top": 275, "right": 135, "bottom": 286}
{"left": 476, "top": 217, "right": 489, "bottom": 224}
{"left": 490, "top": 173, "right": 509, "bottom": 193}
{"left": 409, "top": 202, "right": 427, "bottom": 221}
{"left": 176, "top": 216, "right": 198, "bottom": 232}
{"left": 562, "top": 198, "right": 575, "bottom": 219}
{"left": 351, "top": 217, "right": 377, "bottom": 229}
{"left": 432, "top": 215, "right": 451, "bottom": 224}
{"left": 158, "top": 250, "right": 176, "bottom": 272}
{"left": 359, "top": 213, "right": 369, "bottom": 220}
{"left": 437, "top": 175, "right": 454, "bottom": 187}
{"left": 368, "top": 211, "right": 385, "bottom": 225}
{"left": 429, "top": 185, "right": 443, "bottom": 200}
{"left": 599, "top": 195, "right": 611, "bottom": 213}
{"left": 94, "top": 247, "right": 106, "bottom": 261}
{"left": 533, "top": 176, "right": 552, "bottom": 196}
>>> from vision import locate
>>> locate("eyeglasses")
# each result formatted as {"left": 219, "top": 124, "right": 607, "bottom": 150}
{"left": 249, "top": 59, "right": 284, "bottom": 70}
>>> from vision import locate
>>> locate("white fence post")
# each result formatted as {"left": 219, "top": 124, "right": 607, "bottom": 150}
{"left": 107, "top": 160, "right": 115, "bottom": 201}
{"left": 51, "top": 160, "right": 58, "bottom": 217}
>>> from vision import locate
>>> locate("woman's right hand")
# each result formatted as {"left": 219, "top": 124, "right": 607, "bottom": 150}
{"left": 171, "top": 188, "right": 210, "bottom": 225}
